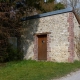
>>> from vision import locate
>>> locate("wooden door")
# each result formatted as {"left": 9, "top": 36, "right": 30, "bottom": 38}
{"left": 38, "top": 35, "right": 47, "bottom": 60}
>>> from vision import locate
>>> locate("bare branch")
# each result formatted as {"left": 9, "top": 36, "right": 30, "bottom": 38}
{"left": 60, "top": 0, "right": 80, "bottom": 9}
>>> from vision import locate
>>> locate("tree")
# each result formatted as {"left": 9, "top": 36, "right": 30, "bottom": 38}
{"left": 60, "top": 0, "right": 80, "bottom": 16}
{"left": 60, "top": 0, "right": 80, "bottom": 9}
{"left": 60, "top": 0, "right": 68, "bottom": 8}
{"left": 53, "top": 2, "right": 65, "bottom": 10}
{"left": 0, "top": 0, "right": 65, "bottom": 62}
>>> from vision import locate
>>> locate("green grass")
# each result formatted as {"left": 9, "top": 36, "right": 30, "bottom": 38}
{"left": 0, "top": 60, "right": 80, "bottom": 80}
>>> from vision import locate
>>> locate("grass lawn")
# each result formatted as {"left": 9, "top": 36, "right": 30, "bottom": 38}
{"left": 0, "top": 60, "right": 80, "bottom": 80}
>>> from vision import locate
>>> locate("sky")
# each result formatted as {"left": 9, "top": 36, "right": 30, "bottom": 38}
{"left": 56, "top": 0, "right": 60, "bottom": 2}
{"left": 56, "top": 0, "right": 80, "bottom": 8}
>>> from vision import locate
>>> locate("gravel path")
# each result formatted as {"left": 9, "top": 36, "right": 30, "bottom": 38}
{"left": 52, "top": 70, "right": 80, "bottom": 80}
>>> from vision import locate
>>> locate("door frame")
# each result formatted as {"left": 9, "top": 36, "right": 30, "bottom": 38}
{"left": 34, "top": 32, "right": 51, "bottom": 61}
{"left": 37, "top": 34, "right": 47, "bottom": 60}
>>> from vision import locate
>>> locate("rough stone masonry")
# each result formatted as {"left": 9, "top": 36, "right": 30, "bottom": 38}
{"left": 21, "top": 8, "right": 80, "bottom": 62}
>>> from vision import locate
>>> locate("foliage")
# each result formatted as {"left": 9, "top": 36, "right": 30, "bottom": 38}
{"left": 19, "top": 0, "right": 64, "bottom": 13}
{"left": 0, "top": 49, "right": 8, "bottom": 63}
{"left": 47, "top": 0, "right": 55, "bottom": 3}
{"left": 0, "top": 60, "right": 80, "bottom": 80}
{"left": 0, "top": 2, "right": 23, "bottom": 62}
{"left": 26, "top": 0, "right": 39, "bottom": 7}
{"left": 0, "top": 43, "right": 23, "bottom": 63}
{"left": 53, "top": 2, "right": 65, "bottom": 10}
{"left": 60, "top": 0, "right": 80, "bottom": 16}
{"left": 25, "top": 0, "right": 54, "bottom": 7}
{"left": 0, "top": 0, "right": 10, "bottom": 2}
{"left": 0, "top": 29, "right": 9, "bottom": 62}
{"left": 0, "top": 0, "right": 65, "bottom": 62}
{"left": 6, "top": 44, "right": 23, "bottom": 62}
{"left": 36, "top": 0, "right": 55, "bottom": 13}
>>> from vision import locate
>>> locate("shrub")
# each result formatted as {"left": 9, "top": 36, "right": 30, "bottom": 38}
{"left": 0, "top": 49, "right": 8, "bottom": 63}
{"left": 0, "top": 32, "right": 8, "bottom": 63}
{"left": 6, "top": 44, "right": 23, "bottom": 62}
{"left": 0, "top": 43, "right": 23, "bottom": 63}
{"left": 53, "top": 2, "right": 65, "bottom": 11}
{"left": 47, "top": 0, "right": 55, "bottom": 3}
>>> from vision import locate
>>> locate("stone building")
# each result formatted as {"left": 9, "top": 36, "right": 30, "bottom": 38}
{"left": 21, "top": 8, "right": 80, "bottom": 62}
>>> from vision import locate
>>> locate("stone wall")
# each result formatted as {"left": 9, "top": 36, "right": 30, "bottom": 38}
{"left": 73, "top": 14, "right": 80, "bottom": 60}
{"left": 22, "top": 12, "right": 80, "bottom": 62}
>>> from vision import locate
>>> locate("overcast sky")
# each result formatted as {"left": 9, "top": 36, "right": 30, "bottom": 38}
{"left": 56, "top": 0, "right": 60, "bottom": 2}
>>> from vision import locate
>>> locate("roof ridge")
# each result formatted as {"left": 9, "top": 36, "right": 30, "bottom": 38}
{"left": 21, "top": 8, "right": 72, "bottom": 21}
